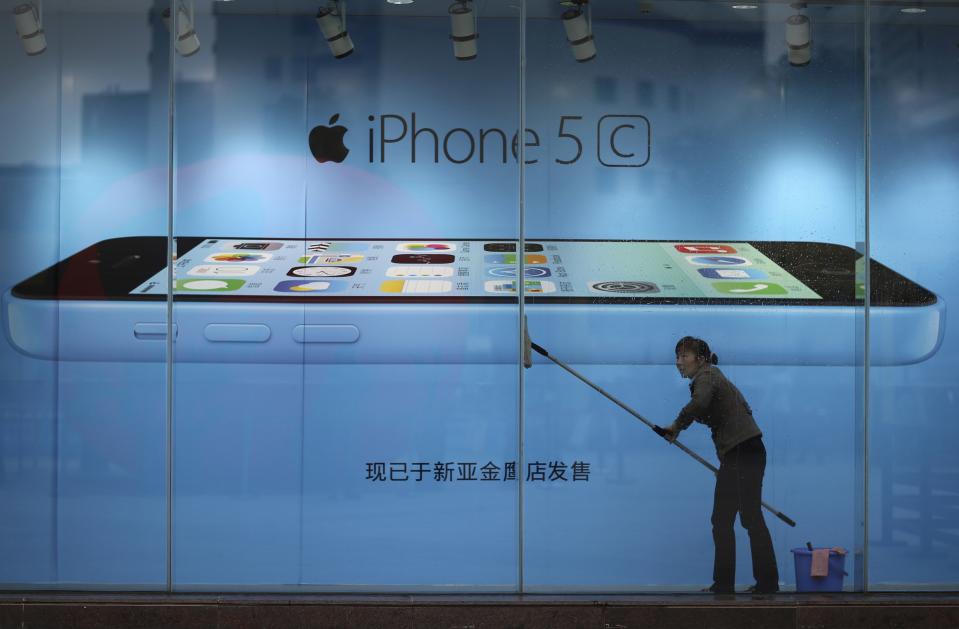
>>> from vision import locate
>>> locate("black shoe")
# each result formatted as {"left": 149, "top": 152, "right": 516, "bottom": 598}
{"left": 747, "top": 583, "right": 779, "bottom": 595}
{"left": 702, "top": 582, "right": 735, "bottom": 595}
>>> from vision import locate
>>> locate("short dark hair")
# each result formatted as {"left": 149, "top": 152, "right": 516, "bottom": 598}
{"left": 675, "top": 336, "right": 719, "bottom": 365}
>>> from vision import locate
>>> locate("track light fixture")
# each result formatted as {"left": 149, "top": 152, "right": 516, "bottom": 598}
{"left": 785, "top": 4, "right": 811, "bottom": 67}
{"left": 449, "top": 1, "right": 477, "bottom": 61}
{"left": 13, "top": 2, "right": 46, "bottom": 56}
{"left": 162, "top": 1, "right": 201, "bottom": 57}
{"left": 316, "top": 1, "right": 354, "bottom": 59}
{"left": 561, "top": 0, "right": 596, "bottom": 63}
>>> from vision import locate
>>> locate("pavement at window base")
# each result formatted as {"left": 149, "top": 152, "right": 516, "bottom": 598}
{"left": 2, "top": 591, "right": 959, "bottom": 629}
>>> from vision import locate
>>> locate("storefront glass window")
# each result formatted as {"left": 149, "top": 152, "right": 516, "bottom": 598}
{"left": 1, "top": 0, "right": 957, "bottom": 593}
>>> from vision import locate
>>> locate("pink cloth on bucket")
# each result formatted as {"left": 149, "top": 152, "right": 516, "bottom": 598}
{"left": 810, "top": 548, "right": 831, "bottom": 577}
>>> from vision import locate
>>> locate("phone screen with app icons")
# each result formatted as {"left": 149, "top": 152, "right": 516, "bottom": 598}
{"left": 130, "top": 239, "right": 822, "bottom": 300}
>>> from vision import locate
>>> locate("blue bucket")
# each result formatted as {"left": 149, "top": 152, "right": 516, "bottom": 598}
{"left": 791, "top": 548, "right": 847, "bottom": 592}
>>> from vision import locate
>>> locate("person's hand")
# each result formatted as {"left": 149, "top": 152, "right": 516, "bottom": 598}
{"left": 654, "top": 425, "right": 678, "bottom": 443}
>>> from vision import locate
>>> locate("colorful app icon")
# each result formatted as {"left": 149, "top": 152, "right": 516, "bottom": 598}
{"left": 674, "top": 244, "right": 737, "bottom": 254}
{"left": 307, "top": 241, "right": 369, "bottom": 252}
{"left": 226, "top": 241, "right": 283, "bottom": 251}
{"left": 487, "top": 266, "right": 551, "bottom": 278}
{"left": 713, "top": 282, "right": 787, "bottom": 295}
{"left": 386, "top": 266, "right": 454, "bottom": 278}
{"left": 686, "top": 255, "right": 751, "bottom": 266}
{"left": 484, "top": 253, "right": 548, "bottom": 265}
{"left": 205, "top": 252, "right": 272, "bottom": 263}
{"left": 589, "top": 280, "right": 660, "bottom": 294}
{"left": 297, "top": 254, "right": 364, "bottom": 265}
{"left": 396, "top": 242, "right": 457, "bottom": 253}
{"left": 483, "top": 242, "right": 544, "bottom": 252}
{"left": 287, "top": 265, "right": 356, "bottom": 278}
{"left": 176, "top": 279, "right": 245, "bottom": 292}
{"left": 273, "top": 280, "right": 346, "bottom": 293}
{"left": 697, "top": 268, "right": 768, "bottom": 280}
{"left": 187, "top": 265, "right": 259, "bottom": 277}
{"left": 391, "top": 253, "right": 456, "bottom": 264}
{"left": 484, "top": 280, "right": 557, "bottom": 294}
{"left": 380, "top": 280, "right": 453, "bottom": 294}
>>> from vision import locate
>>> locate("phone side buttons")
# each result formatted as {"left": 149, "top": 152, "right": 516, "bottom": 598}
{"left": 292, "top": 324, "right": 360, "bottom": 344}
{"left": 204, "top": 323, "right": 272, "bottom": 343}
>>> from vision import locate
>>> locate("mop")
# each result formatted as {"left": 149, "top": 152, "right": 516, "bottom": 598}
{"left": 522, "top": 321, "right": 796, "bottom": 528}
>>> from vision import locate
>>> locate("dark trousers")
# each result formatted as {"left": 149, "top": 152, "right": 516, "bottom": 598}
{"left": 712, "top": 436, "right": 779, "bottom": 588}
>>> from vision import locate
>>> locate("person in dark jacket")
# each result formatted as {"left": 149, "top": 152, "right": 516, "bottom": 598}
{"left": 661, "top": 336, "right": 779, "bottom": 595}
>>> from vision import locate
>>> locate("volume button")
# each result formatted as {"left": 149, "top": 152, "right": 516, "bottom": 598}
{"left": 292, "top": 324, "right": 360, "bottom": 343}
{"left": 204, "top": 324, "right": 271, "bottom": 342}
{"left": 134, "top": 323, "right": 177, "bottom": 340}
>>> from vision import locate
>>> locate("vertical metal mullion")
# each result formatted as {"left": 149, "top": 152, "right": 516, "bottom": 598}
{"left": 52, "top": 7, "right": 63, "bottom": 584}
{"left": 165, "top": 3, "right": 178, "bottom": 594}
{"left": 517, "top": 0, "right": 527, "bottom": 595}
{"left": 853, "top": 0, "right": 873, "bottom": 593}
{"left": 860, "top": 0, "right": 872, "bottom": 593}
{"left": 297, "top": 43, "right": 311, "bottom": 588}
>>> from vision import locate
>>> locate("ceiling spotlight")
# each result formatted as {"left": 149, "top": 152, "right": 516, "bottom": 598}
{"left": 449, "top": 1, "right": 477, "bottom": 61}
{"left": 731, "top": 4, "right": 759, "bottom": 9}
{"left": 562, "top": 1, "right": 596, "bottom": 63}
{"left": 316, "top": 1, "right": 354, "bottom": 59}
{"left": 387, "top": 0, "right": 414, "bottom": 4}
{"left": 899, "top": 6, "right": 926, "bottom": 13}
{"left": 162, "top": 2, "right": 201, "bottom": 57}
{"left": 785, "top": 13, "right": 811, "bottom": 66}
{"left": 13, "top": 2, "right": 47, "bottom": 56}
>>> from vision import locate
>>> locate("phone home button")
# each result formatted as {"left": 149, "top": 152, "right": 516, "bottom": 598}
{"left": 204, "top": 324, "right": 271, "bottom": 343}
{"left": 292, "top": 324, "right": 360, "bottom": 344}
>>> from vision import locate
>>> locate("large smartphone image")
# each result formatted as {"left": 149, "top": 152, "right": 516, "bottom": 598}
{"left": 3, "top": 237, "right": 943, "bottom": 365}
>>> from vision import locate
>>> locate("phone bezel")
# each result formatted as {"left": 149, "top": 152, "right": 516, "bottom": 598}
{"left": 10, "top": 236, "right": 937, "bottom": 307}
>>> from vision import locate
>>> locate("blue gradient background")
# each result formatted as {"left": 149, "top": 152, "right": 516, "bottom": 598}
{"left": 0, "top": 4, "right": 957, "bottom": 590}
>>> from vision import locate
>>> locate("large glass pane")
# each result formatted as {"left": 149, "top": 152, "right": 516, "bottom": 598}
{"left": 868, "top": 4, "right": 959, "bottom": 589}
{"left": 1, "top": 1, "right": 170, "bottom": 587}
{"left": 1, "top": 0, "right": 61, "bottom": 587}
{"left": 522, "top": 1, "right": 867, "bottom": 591}
{"left": 170, "top": 1, "right": 521, "bottom": 590}
{"left": 168, "top": 2, "right": 310, "bottom": 587}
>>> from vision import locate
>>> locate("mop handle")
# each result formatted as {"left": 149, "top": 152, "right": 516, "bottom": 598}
{"left": 529, "top": 342, "right": 796, "bottom": 528}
